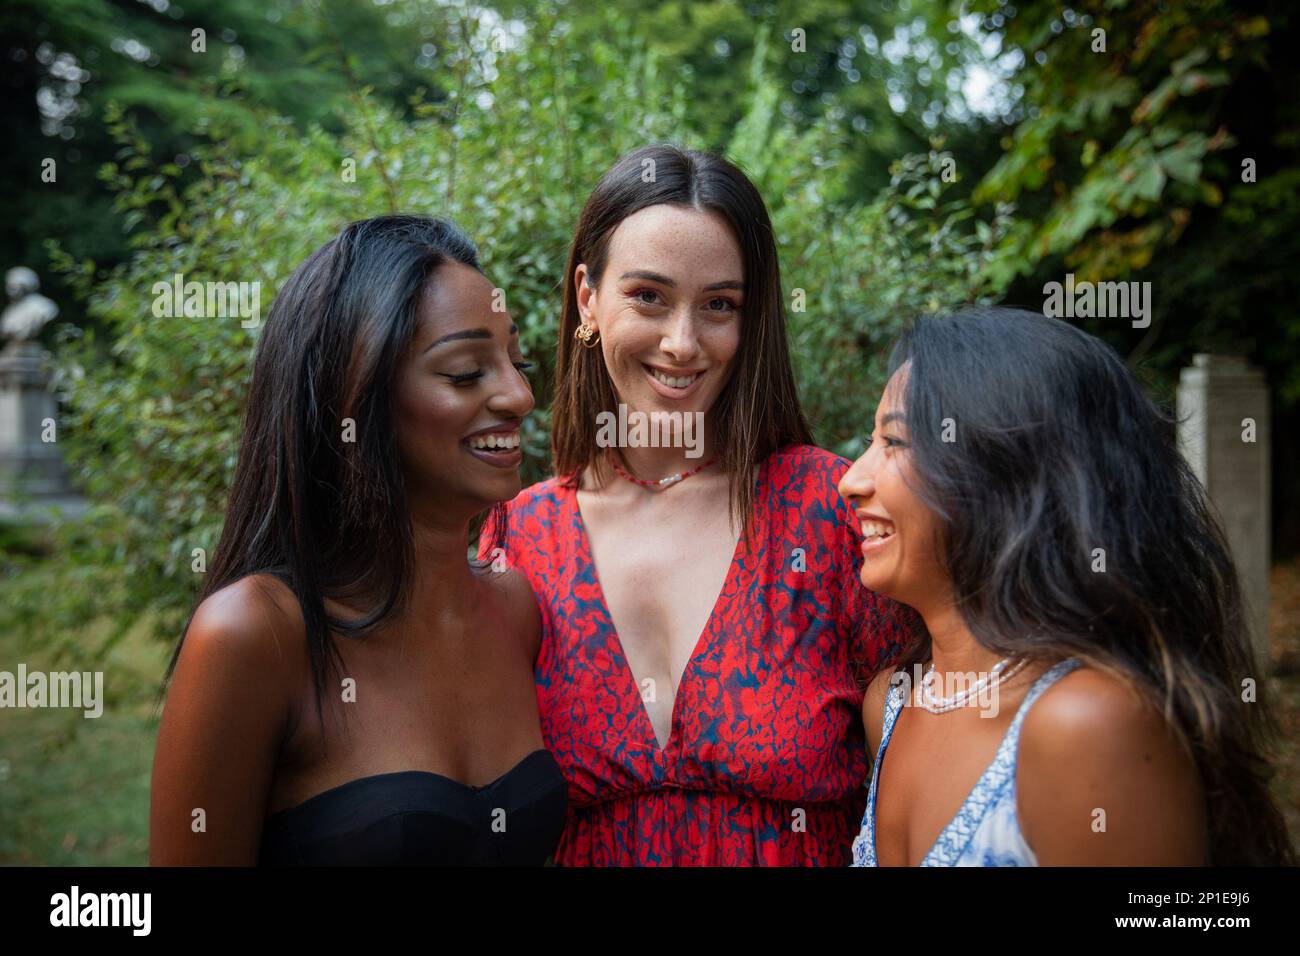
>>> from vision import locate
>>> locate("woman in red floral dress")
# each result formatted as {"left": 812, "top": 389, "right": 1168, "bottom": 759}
{"left": 481, "top": 145, "right": 906, "bottom": 865}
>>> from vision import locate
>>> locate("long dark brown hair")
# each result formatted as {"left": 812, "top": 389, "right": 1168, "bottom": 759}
{"left": 887, "top": 306, "right": 1293, "bottom": 865}
{"left": 552, "top": 144, "right": 812, "bottom": 533}
{"left": 158, "top": 215, "right": 501, "bottom": 723}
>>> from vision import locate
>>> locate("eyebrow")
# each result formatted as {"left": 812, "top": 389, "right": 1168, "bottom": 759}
{"left": 619, "top": 270, "right": 743, "bottom": 292}
{"left": 423, "top": 324, "right": 518, "bottom": 353}
{"left": 879, "top": 412, "right": 907, "bottom": 426}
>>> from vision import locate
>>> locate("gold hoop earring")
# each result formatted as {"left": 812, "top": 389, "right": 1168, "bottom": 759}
{"left": 575, "top": 322, "right": 600, "bottom": 349}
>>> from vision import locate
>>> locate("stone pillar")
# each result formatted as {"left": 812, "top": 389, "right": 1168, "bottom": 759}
{"left": 1176, "top": 354, "right": 1271, "bottom": 664}
{"left": 0, "top": 266, "right": 86, "bottom": 520}
{"left": 0, "top": 340, "right": 72, "bottom": 499}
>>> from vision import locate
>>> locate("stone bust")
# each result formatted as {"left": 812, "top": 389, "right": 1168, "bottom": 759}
{"left": 2, "top": 266, "right": 59, "bottom": 344}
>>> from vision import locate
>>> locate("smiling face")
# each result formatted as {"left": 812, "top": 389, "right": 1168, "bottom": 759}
{"left": 576, "top": 204, "right": 743, "bottom": 422}
{"left": 392, "top": 261, "right": 534, "bottom": 512}
{"left": 837, "top": 364, "right": 949, "bottom": 610}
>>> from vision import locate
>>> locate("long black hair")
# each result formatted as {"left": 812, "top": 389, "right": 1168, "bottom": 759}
{"left": 888, "top": 306, "right": 1292, "bottom": 865}
{"left": 159, "top": 215, "right": 501, "bottom": 724}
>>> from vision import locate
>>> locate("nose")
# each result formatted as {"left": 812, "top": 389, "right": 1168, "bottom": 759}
{"left": 660, "top": 309, "right": 701, "bottom": 364}
{"left": 488, "top": 360, "right": 535, "bottom": 420}
{"left": 837, "top": 444, "right": 878, "bottom": 506}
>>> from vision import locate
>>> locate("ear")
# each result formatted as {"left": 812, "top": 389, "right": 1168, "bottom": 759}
{"left": 575, "top": 263, "right": 598, "bottom": 328}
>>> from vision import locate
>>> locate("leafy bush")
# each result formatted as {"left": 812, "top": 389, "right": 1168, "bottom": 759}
{"left": 7, "top": 5, "right": 1004, "bottom": 646}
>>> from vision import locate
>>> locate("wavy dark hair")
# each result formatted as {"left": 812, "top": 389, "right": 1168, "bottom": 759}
{"left": 552, "top": 144, "right": 813, "bottom": 534}
{"left": 886, "top": 306, "right": 1292, "bottom": 865}
{"left": 158, "top": 215, "right": 501, "bottom": 723}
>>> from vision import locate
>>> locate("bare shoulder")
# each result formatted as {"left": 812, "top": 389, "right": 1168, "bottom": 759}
{"left": 1020, "top": 665, "right": 1171, "bottom": 754}
{"left": 862, "top": 666, "right": 898, "bottom": 758}
{"left": 1017, "top": 663, "right": 1206, "bottom": 865}
{"left": 182, "top": 572, "right": 307, "bottom": 678}
{"left": 152, "top": 573, "right": 303, "bottom": 864}
{"left": 476, "top": 565, "right": 542, "bottom": 663}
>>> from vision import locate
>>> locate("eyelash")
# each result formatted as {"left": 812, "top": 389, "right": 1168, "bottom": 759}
{"left": 628, "top": 289, "right": 739, "bottom": 314}
{"left": 443, "top": 361, "right": 534, "bottom": 386}
{"left": 868, "top": 433, "right": 904, "bottom": 448}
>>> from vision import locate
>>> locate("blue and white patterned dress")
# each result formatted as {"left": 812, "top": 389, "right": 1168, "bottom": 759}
{"left": 850, "top": 658, "right": 1083, "bottom": 866}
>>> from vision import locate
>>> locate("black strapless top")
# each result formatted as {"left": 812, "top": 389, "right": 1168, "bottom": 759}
{"left": 259, "top": 749, "right": 567, "bottom": 866}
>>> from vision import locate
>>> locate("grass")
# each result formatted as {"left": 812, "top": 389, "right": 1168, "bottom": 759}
{"left": 0, "top": 597, "right": 168, "bottom": 866}
{"left": 0, "top": 557, "right": 1297, "bottom": 865}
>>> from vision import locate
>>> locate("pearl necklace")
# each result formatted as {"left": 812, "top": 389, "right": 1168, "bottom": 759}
{"left": 915, "top": 657, "right": 1029, "bottom": 714}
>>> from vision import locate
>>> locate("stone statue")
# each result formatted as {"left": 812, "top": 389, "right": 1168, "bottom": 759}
{"left": 2, "top": 266, "right": 59, "bottom": 345}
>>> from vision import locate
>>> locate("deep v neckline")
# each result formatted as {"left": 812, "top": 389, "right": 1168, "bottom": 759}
{"left": 568, "top": 473, "right": 755, "bottom": 757}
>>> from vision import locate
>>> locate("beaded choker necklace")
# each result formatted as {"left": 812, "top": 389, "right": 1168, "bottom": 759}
{"left": 606, "top": 449, "right": 721, "bottom": 489}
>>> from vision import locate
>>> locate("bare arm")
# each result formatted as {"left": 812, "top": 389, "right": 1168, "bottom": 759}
{"left": 1017, "top": 667, "right": 1207, "bottom": 866}
{"left": 149, "top": 577, "right": 297, "bottom": 865}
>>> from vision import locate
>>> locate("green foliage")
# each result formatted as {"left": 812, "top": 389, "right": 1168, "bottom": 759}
{"left": 960, "top": 0, "right": 1300, "bottom": 555}
{"left": 554, "top": 0, "right": 990, "bottom": 192}
{"left": 967, "top": 1, "right": 1300, "bottom": 404}
{"left": 730, "top": 48, "right": 1009, "bottom": 456}
{"left": 5, "top": 2, "right": 1002, "bottom": 645}
{"left": 972, "top": 4, "right": 1251, "bottom": 282}
{"left": 2, "top": 0, "right": 454, "bottom": 325}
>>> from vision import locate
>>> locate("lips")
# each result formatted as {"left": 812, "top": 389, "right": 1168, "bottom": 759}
{"left": 467, "top": 431, "right": 519, "bottom": 451}
{"left": 857, "top": 513, "right": 896, "bottom": 553}
{"left": 643, "top": 363, "right": 706, "bottom": 399}
{"left": 861, "top": 519, "right": 895, "bottom": 542}
{"left": 463, "top": 427, "right": 522, "bottom": 468}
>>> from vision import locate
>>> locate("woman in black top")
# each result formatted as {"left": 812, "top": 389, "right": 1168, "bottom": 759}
{"left": 149, "top": 216, "right": 565, "bottom": 866}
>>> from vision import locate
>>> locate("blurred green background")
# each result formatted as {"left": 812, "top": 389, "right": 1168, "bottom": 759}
{"left": 1, "top": 0, "right": 1297, "bottom": 863}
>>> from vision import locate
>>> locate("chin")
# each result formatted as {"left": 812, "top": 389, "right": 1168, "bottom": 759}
{"left": 436, "top": 474, "right": 519, "bottom": 513}
{"left": 476, "top": 475, "right": 522, "bottom": 504}
{"left": 858, "top": 568, "right": 898, "bottom": 601}
{"left": 498, "top": 477, "right": 523, "bottom": 501}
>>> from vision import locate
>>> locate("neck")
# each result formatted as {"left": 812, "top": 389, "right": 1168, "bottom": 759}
{"left": 404, "top": 497, "right": 480, "bottom": 609}
{"left": 917, "top": 599, "right": 1007, "bottom": 676}
{"left": 613, "top": 415, "right": 720, "bottom": 480}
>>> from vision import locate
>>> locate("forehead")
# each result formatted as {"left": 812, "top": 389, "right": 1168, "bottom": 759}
{"left": 605, "top": 204, "right": 742, "bottom": 277}
{"left": 878, "top": 364, "right": 910, "bottom": 415}
{"left": 417, "top": 261, "right": 500, "bottom": 330}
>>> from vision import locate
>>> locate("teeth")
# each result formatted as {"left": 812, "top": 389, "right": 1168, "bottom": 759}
{"left": 468, "top": 432, "right": 520, "bottom": 451}
{"left": 863, "top": 521, "right": 896, "bottom": 540}
{"left": 649, "top": 367, "right": 701, "bottom": 389}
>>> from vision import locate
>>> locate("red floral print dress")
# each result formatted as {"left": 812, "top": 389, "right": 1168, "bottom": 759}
{"left": 480, "top": 444, "right": 906, "bottom": 865}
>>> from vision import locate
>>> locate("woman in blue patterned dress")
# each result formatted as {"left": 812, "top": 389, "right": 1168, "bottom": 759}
{"left": 838, "top": 307, "right": 1293, "bottom": 866}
